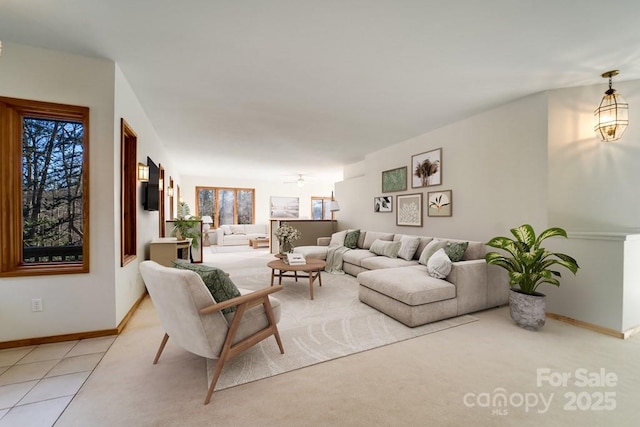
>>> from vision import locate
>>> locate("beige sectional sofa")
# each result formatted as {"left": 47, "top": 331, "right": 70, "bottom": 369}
{"left": 215, "top": 224, "right": 268, "bottom": 246}
{"left": 295, "top": 230, "right": 508, "bottom": 327}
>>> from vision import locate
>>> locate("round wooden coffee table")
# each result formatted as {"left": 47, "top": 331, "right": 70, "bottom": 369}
{"left": 267, "top": 258, "right": 327, "bottom": 300}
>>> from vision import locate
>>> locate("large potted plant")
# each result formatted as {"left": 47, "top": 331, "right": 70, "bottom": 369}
{"left": 171, "top": 202, "right": 201, "bottom": 249}
{"left": 485, "top": 224, "right": 579, "bottom": 330}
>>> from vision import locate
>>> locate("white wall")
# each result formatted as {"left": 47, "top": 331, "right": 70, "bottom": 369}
{"left": 179, "top": 175, "right": 336, "bottom": 225}
{"left": 113, "top": 64, "right": 176, "bottom": 323}
{"left": 545, "top": 79, "right": 640, "bottom": 333}
{"left": 0, "top": 43, "right": 118, "bottom": 341}
{"left": 336, "top": 92, "right": 549, "bottom": 243}
{"left": 547, "top": 80, "right": 640, "bottom": 232}
{"left": 336, "top": 79, "right": 640, "bottom": 334}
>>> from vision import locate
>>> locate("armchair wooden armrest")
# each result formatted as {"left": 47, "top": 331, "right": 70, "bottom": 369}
{"left": 199, "top": 286, "right": 282, "bottom": 315}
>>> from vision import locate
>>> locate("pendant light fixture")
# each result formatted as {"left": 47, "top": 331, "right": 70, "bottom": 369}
{"left": 594, "top": 70, "right": 628, "bottom": 142}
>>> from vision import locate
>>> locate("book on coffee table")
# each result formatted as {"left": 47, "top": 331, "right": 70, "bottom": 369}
{"left": 286, "top": 253, "right": 306, "bottom": 265}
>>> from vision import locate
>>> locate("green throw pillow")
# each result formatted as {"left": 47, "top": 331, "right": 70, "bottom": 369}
{"left": 173, "top": 260, "right": 241, "bottom": 314}
{"left": 370, "top": 239, "right": 402, "bottom": 258}
{"left": 443, "top": 241, "right": 469, "bottom": 262}
{"left": 344, "top": 229, "right": 360, "bottom": 249}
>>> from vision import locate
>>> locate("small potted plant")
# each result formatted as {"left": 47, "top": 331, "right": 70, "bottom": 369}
{"left": 485, "top": 224, "right": 579, "bottom": 330}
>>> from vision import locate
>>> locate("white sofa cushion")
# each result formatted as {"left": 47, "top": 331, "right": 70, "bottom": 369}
{"left": 342, "top": 249, "right": 377, "bottom": 266}
{"left": 360, "top": 256, "right": 418, "bottom": 270}
{"left": 244, "top": 224, "right": 267, "bottom": 235}
{"left": 357, "top": 267, "right": 455, "bottom": 306}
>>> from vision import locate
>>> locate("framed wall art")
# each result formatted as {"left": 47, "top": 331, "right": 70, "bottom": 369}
{"left": 381, "top": 166, "right": 407, "bottom": 193}
{"left": 374, "top": 196, "right": 393, "bottom": 212}
{"left": 396, "top": 193, "right": 423, "bottom": 227}
{"left": 427, "top": 190, "right": 452, "bottom": 217}
{"left": 411, "top": 148, "right": 442, "bottom": 188}
{"left": 270, "top": 196, "right": 300, "bottom": 218}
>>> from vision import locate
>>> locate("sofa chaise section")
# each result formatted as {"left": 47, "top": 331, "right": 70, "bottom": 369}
{"left": 358, "top": 259, "right": 488, "bottom": 327}
{"left": 295, "top": 230, "right": 508, "bottom": 327}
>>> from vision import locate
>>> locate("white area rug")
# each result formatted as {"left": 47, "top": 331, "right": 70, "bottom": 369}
{"left": 204, "top": 250, "right": 477, "bottom": 391}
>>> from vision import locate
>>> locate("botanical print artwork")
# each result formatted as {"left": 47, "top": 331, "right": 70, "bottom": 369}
{"left": 374, "top": 196, "right": 392, "bottom": 212}
{"left": 412, "top": 148, "right": 442, "bottom": 188}
{"left": 396, "top": 193, "right": 423, "bottom": 227}
{"left": 382, "top": 166, "right": 407, "bottom": 193}
{"left": 428, "top": 190, "right": 452, "bottom": 217}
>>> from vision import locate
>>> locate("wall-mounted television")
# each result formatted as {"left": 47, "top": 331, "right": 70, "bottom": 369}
{"left": 144, "top": 156, "right": 159, "bottom": 211}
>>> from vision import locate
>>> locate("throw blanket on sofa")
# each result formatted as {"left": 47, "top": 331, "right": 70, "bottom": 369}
{"left": 325, "top": 246, "right": 350, "bottom": 274}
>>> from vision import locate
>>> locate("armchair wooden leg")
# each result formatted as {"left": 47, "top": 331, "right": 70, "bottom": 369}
{"left": 263, "top": 298, "right": 284, "bottom": 354}
{"left": 153, "top": 333, "right": 169, "bottom": 364}
{"left": 204, "top": 303, "right": 248, "bottom": 405}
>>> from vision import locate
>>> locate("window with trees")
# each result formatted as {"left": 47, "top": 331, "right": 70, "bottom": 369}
{"left": 311, "top": 197, "right": 333, "bottom": 220}
{"left": 197, "top": 187, "right": 255, "bottom": 228}
{"left": 0, "top": 97, "right": 90, "bottom": 276}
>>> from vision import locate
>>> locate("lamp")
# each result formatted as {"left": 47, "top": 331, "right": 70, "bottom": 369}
{"left": 137, "top": 163, "right": 149, "bottom": 182}
{"left": 200, "top": 215, "right": 213, "bottom": 246}
{"left": 594, "top": 70, "right": 629, "bottom": 142}
{"left": 330, "top": 191, "right": 340, "bottom": 212}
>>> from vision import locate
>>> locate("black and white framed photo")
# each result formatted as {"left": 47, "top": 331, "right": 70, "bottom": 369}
{"left": 396, "top": 193, "right": 423, "bottom": 227}
{"left": 411, "top": 148, "right": 442, "bottom": 188}
{"left": 374, "top": 196, "right": 393, "bottom": 212}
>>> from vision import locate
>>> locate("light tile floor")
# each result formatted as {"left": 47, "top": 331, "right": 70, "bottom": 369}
{"left": 0, "top": 336, "right": 116, "bottom": 427}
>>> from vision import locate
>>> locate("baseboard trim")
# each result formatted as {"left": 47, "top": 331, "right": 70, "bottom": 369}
{"left": 116, "top": 290, "right": 148, "bottom": 333}
{"left": 0, "top": 291, "right": 148, "bottom": 350}
{"left": 546, "top": 312, "right": 639, "bottom": 339}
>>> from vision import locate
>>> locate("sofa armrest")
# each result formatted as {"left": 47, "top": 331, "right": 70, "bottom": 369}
{"left": 215, "top": 228, "right": 225, "bottom": 245}
{"left": 317, "top": 237, "right": 331, "bottom": 246}
{"left": 446, "top": 259, "right": 488, "bottom": 315}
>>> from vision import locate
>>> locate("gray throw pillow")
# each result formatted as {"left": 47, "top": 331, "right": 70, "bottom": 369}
{"left": 418, "top": 239, "right": 448, "bottom": 265}
{"left": 397, "top": 236, "right": 421, "bottom": 261}
{"left": 344, "top": 229, "right": 360, "bottom": 249}
{"left": 370, "top": 239, "right": 402, "bottom": 258}
{"left": 173, "top": 260, "right": 241, "bottom": 314}
{"left": 444, "top": 241, "right": 469, "bottom": 262}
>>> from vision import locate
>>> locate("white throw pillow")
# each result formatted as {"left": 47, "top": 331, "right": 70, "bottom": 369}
{"left": 329, "top": 230, "right": 348, "bottom": 247}
{"left": 418, "top": 239, "right": 448, "bottom": 265}
{"left": 397, "top": 236, "right": 421, "bottom": 261}
{"left": 427, "top": 248, "right": 452, "bottom": 279}
{"left": 221, "top": 225, "right": 232, "bottom": 235}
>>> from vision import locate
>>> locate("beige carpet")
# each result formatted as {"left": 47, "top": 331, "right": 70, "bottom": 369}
{"left": 56, "top": 249, "right": 640, "bottom": 426}
{"left": 209, "top": 266, "right": 476, "bottom": 391}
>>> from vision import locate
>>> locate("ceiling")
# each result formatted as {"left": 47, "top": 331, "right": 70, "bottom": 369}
{"left": 2, "top": 1, "right": 640, "bottom": 182}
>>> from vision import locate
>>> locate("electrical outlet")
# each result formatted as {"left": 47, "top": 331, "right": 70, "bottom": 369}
{"left": 31, "top": 298, "right": 43, "bottom": 312}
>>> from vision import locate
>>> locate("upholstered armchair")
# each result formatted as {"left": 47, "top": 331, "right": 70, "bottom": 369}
{"left": 139, "top": 260, "right": 285, "bottom": 404}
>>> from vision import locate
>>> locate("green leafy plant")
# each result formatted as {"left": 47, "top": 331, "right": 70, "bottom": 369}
{"left": 485, "top": 224, "right": 579, "bottom": 295}
{"left": 171, "top": 202, "right": 201, "bottom": 248}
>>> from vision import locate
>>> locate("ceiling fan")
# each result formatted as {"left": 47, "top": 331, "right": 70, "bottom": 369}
{"left": 283, "top": 174, "right": 311, "bottom": 187}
